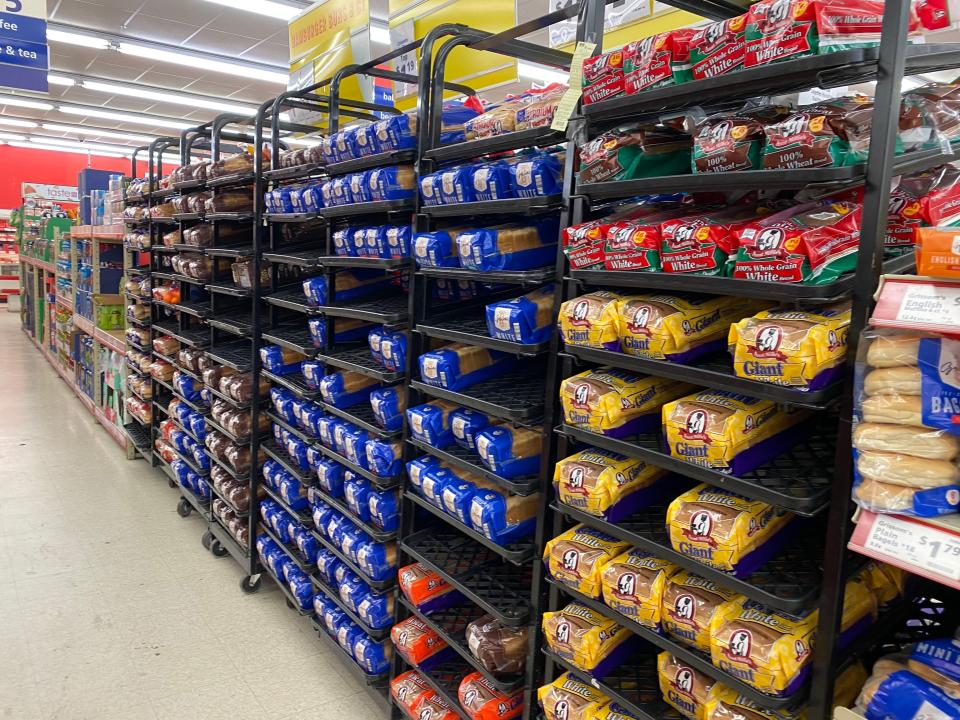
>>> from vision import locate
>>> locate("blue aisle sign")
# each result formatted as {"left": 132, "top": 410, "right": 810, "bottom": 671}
{"left": 0, "top": 0, "right": 48, "bottom": 93}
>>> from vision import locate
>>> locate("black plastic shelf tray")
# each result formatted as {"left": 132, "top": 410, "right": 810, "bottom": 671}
{"left": 152, "top": 271, "right": 205, "bottom": 287}
{"left": 172, "top": 178, "right": 206, "bottom": 191}
{"left": 318, "top": 255, "right": 411, "bottom": 270}
{"left": 260, "top": 522, "right": 314, "bottom": 573}
{"left": 316, "top": 345, "right": 402, "bottom": 383}
{"left": 425, "top": 126, "right": 566, "bottom": 163}
{"left": 562, "top": 344, "right": 840, "bottom": 410}
{"left": 261, "top": 482, "right": 313, "bottom": 526}
{"left": 398, "top": 598, "right": 524, "bottom": 692}
{"left": 123, "top": 422, "right": 151, "bottom": 451}
{"left": 150, "top": 216, "right": 178, "bottom": 226}
{"left": 545, "top": 650, "right": 682, "bottom": 720}
{"left": 325, "top": 149, "right": 415, "bottom": 176}
{"left": 205, "top": 342, "right": 253, "bottom": 372}
{"left": 399, "top": 656, "right": 470, "bottom": 720}
{"left": 417, "top": 265, "right": 554, "bottom": 286}
{"left": 206, "top": 282, "right": 253, "bottom": 298}
{"left": 322, "top": 198, "right": 414, "bottom": 218}
{"left": 406, "top": 438, "right": 540, "bottom": 496}
{"left": 406, "top": 492, "right": 534, "bottom": 565}
{"left": 309, "top": 528, "right": 396, "bottom": 592}
{"left": 263, "top": 249, "right": 325, "bottom": 268}
{"left": 557, "top": 422, "right": 831, "bottom": 516}
{"left": 151, "top": 246, "right": 178, "bottom": 254}
{"left": 206, "top": 172, "right": 255, "bottom": 189}
{"left": 421, "top": 195, "right": 561, "bottom": 217}
{"left": 128, "top": 412, "right": 150, "bottom": 428}
{"left": 410, "top": 371, "right": 546, "bottom": 421}
{"left": 316, "top": 398, "right": 400, "bottom": 440}
{"left": 123, "top": 291, "right": 151, "bottom": 303}
{"left": 553, "top": 502, "right": 823, "bottom": 613}
{"left": 401, "top": 526, "right": 531, "bottom": 626}
{"left": 416, "top": 313, "right": 549, "bottom": 357}
{"left": 550, "top": 578, "right": 807, "bottom": 710}
{"left": 154, "top": 377, "right": 210, "bottom": 415}
{"left": 262, "top": 368, "right": 319, "bottom": 398}
{"left": 205, "top": 245, "right": 255, "bottom": 258}
{"left": 310, "top": 483, "right": 396, "bottom": 543}
{"left": 264, "top": 211, "right": 322, "bottom": 223}
{"left": 153, "top": 322, "right": 209, "bottom": 348}
{"left": 264, "top": 288, "right": 318, "bottom": 314}
{"left": 154, "top": 299, "right": 211, "bottom": 318}
{"left": 262, "top": 440, "right": 314, "bottom": 484}
{"left": 569, "top": 252, "right": 915, "bottom": 303}
{"left": 207, "top": 314, "right": 256, "bottom": 337}
{"left": 309, "top": 573, "right": 390, "bottom": 640}
{"left": 262, "top": 325, "right": 318, "bottom": 357}
{"left": 310, "top": 294, "right": 409, "bottom": 325}
{"left": 263, "top": 162, "right": 324, "bottom": 182}
{"left": 127, "top": 338, "right": 150, "bottom": 353}
{"left": 172, "top": 212, "right": 203, "bottom": 222}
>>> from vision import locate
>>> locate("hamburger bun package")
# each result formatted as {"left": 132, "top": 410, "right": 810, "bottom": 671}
{"left": 666, "top": 484, "right": 794, "bottom": 576}
{"left": 538, "top": 672, "right": 610, "bottom": 720}
{"left": 658, "top": 651, "right": 720, "bottom": 720}
{"left": 542, "top": 602, "right": 634, "bottom": 675}
{"left": 601, "top": 549, "right": 679, "bottom": 629}
{"left": 852, "top": 329, "right": 960, "bottom": 516}
{"left": 728, "top": 303, "right": 850, "bottom": 390}
{"left": 543, "top": 524, "right": 630, "bottom": 598}
{"left": 662, "top": 570, "right": 746, "bottom": 653}
{"left": 554, "top": 449, "right": 668, "bottom": 521}
{"left": 561, "top": 367, "right": 695, "bottom": 438}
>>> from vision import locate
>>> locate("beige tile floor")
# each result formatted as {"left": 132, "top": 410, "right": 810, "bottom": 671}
{"left": 0, "top": 314, "right": 375, "bottom": 719}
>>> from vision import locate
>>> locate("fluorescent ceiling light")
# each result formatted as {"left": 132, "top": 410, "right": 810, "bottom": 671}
{"left": 517, "top": 60, "right": 570, "bottom": 87}
{"left": 0, "top": 96, "right": 54, "bottom": 111}
{"left": 0, "top": 118, "right": 37, "bottom": 128}
{"left": 283, "top": 137, "right": 322, "bottom": 147}
{"left": 81, "top": 79, "right": 257, "bottom": 115}
{"left": 30, "top": 136, "right": 131, "bottom": 155}
{"left": 41, "top": 123, "right": 153, "bottom": 143}
{"left": 203, "top": 0, "right": 301, "bottom": 20}
{"left": 47, "top": 74, "right": 76, "bottom": 87}
{"left": 8, "top": 141, "right": 125, "bottom": 158}
{"left": 46, "top": 29, "right": 110, "bottom": 50}
{"left": 117, "top": 42, "right": 288, "bottom": 85}
{"left": 0, "top": 131, "right": 26, "bottom": 141}
{"left": 59, "top": 105, "right": 192, "bottom": 130}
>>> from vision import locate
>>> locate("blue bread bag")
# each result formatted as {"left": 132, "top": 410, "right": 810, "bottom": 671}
{"left": 356, "top": 538, "right": 397, "bottom": 582}
{"left": 449, "top": 408, "right": 493, "bottom": 452}
{"left": 365, "top": 439, "right": 403, "bottom": 478}
{"left": 406, "top": 399, "right": 461, "bottom": 448}
{"left": 476, "top": 425, "right": 542, "bottom": 478}
{"left": 380, "top": 332, "right": 407, "bottom": 373}
{"left": 313, "top": 590, "right": 335, "bottom": 620}
{"left": 315, "top": 458, "right": 347, "bottom": 497}
{"left": 437, "top": 164, "right": 478, "bottom": 204}
{"left": 418, "top": 344, "right": 516, "bottom": 391}
{"left": 357, "top": 591, "right": 395, "bottom": 630}
{"left": 318, "top": 370, "right": 381, "bottom": 409}
{"left": 419, "top": 465, "right": 462, "bottom": 508}
{"left": 302, "top": 360, "right": 324, "bottom": 391}
{"left": 260, "top": 344, "right": 304, "bottom": 375}
{"left": 344, "top": 476, "right": 373, "bottom": 521}
{"left": 441, "top": 476, "right": 492, "bottom": 525}
{"left": 341, "top": 426, "right": 371, "bottom": 468}
{"left": 330, "top": 175, "right": 353, "bottom": 206}
{"left": 413, "top": 228, "right": 465, "bottom": 267}
{"left": 368, "top": 166, "right": 416, "bottom": 201}
{"left": 300, "top": 182, "right": 324, "bottom": 212}
{"left": 349, "top": 172, "right": 372, "bottom": 203}
{"left": 457, "top": 216, "right": 560, "bottom": 271}
{"left": 332, "top": 420, "right": 359, "bottom": 456}
{"left": 469, "top": 488, "right": 539, "bottom": 545}
{"left": 368, "top": 326, "right": 386, "bottom": 366}
{"left": 368, "top": 487, "right": 400, "bottom": 532}
{"left": 373, "top": 112, "right": 418, "bottom": 152}
{"left": 315, "top": 548, "right": 345, "bottom": 585}
{"left": 485, "top": 284, "right": 555, "bottom": 344}
{"left": 338, "top": 570, "right": 372, "bottom": 612}
{"left": 406, "top": 455, "right": 441, "bottom": 494}
{"left": 383, "top": 225, "right": 412, "bottom": 258}
{"left": 353, "top": 635, "right": 392, "bottom": 675}
{"left": 333, "top": 226, "right": 363, "bottom": 257}
{"left": 418, "top": 170, "right": 443, "bottom": 206}
{"left": 280, "top": 476, "right": 309, "bottom": 511}
{"left": 473, "top": 161, "right": 516, "bottom": 201}
{"left": 370, "top": 387, "right": 406, "bottom": 432}
{"left": 317, "top": 415, "right": 339, "bottom": 449}
{"left": 511, "top": 152, "right": 563, "bottom": 198}
{"left": 353, "top": 122, "right": 380, "bottom": 157}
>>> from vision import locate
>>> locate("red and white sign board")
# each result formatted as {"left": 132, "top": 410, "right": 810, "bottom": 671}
{"left": 872, "top": 275, "right": 960, "bottom": 335}
{"left": 21, "top": 183, "right": 79, "bottom": 203}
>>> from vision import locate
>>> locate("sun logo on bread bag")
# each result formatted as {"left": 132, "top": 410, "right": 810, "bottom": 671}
{"left": 728, "top": 629, "right": 753, "bottom": 660}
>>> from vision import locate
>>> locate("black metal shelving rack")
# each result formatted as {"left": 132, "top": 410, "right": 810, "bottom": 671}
{"left": 535, "top": 3, "right": 960, "bottom": 720}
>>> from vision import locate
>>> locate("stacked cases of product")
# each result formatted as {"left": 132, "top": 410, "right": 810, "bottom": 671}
{"left": 539, "top": 2, "right": 960, "bottom": 720}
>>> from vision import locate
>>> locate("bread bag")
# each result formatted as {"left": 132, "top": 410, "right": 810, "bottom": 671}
{"left": 457, "top": 218, "right": 559, "bottom": 272}
{"left": 582, "top": 49, "right": 625, "bottom": 105}
{"left": 554, "top": 448, "right": 667, "bottom": 520}
{"left": 458, "top": 672, "right": 524, "bottom": 720}
{"left": 659, "top": 205, "right": 773, "bottom": 276}
{"left": 449, "top": 408, "right": 494, "bottom": 452}
{"left": 469, "top": 488, "right": 540, "bottom": 545}
{"left": 538, "top": 672, "right": 610, "bottom": 720}
{"left": 365, "top": 439, "right": 402, "bottom": 478}
{"left": 475, "top": 425, "right": 542, "bottom": 479}
{"left": 659, "top": 651, "right": 719, "bottom": 720}
{"left": 391, "top": 615, "right": 451, "bottom": 669}
{"left": 413, "top": 227, "right": 467, "bottom": 267}
{"left": 419, "top": 344, "right": 516, "bottom": 391}
{"left": 623, "top": 29, "right": 696, "bottom": 94}
{"left": 317, "top": 370, "right": 380, "bottom": 409}
{"left": 486, "top": 285, "right": 555, "bottom": 345}
{"left": 543, "top": 602, "right": 633, "bottom": 674}
{"left": 543, "top": 524, "right": 630, "bottom": 598}
{"left": 466, "top": 615, "right": 529, "bottom": 676}
{"left": 407, "top": 399, "right": 462, "bottom": 448}
{"left": 601, "top": 549, "right": 679, "bottom": 628}
{"left": 559, "top": 291, "right": 623, "bottom": 351}
{"left": 371, "top": 387, "right": 407, "bottom": 432}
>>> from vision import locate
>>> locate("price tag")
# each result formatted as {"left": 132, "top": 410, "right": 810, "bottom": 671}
{"left": 550, "top": 41, "right": 597, "bottom": 133}
{"left": 862, "top": 514, "right": 960, "bottom": 582}
{"left": 896, "top": 283, "right": 960, "bottom": 327}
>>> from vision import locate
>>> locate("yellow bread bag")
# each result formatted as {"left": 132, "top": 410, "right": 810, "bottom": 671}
{"left": 838, "top": 576, "right": 878, "bottom": 643}
{"left": 666, "top": 484, "right": 793, "bottom": 577}
{"left": 658, "top": 651, "right": 721, "bottom": 720}
{"left": 601, "top": 549, "right": 679, "bottom": 629}
{"left": 663, "top": 391, "right": 810, "bottom": 475}
{"left": 561, "top": 367, "right": 694, "bottom": 438}
{"left": 543, "top": 524, "right": 630, "bottom": 599}
{"left": 538, "top": 672, "right": 610, "bottom": 720}
{"left": 704, "top": 686, "right": 801, "bottom": 720}
{"left": 619, "top": 294, "right": 762, "bottom": 363}
{"left": 554, "top": 448, "right": 667, "bottom": 521}
{"left": 728, "top": 304, "right": 850, "bottom": 390}
{"left": 542, "top": 602, "right": 632, "bottom": 673}
{"left": 558, "top": 291, "right": 623, "bottom": 351}
{"left": 662, "top": 570, "right": 746, "bottom": 653}
{"left": 854, "top": 561, "right": 906, "bottom": 609}
{"left": 710, "top": 601, "right": 817, "bottom": 696}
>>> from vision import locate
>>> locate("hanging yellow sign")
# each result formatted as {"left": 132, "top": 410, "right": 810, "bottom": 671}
{"left": 289, "top": 0, "right": 370, "bottom": 66}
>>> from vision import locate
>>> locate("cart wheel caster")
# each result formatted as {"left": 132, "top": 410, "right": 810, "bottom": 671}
{"left": 240, "top": 575, "right": 261, "bottom": 594}
{"left": 177, "top": 498, "right": 191, "bottom": 518}
{"left": 168, "top": 479, "right": 176, "bottom": 489}
{"left": 201, "top": 531, "right": 213, "bottom": 551}
{"left": 210, "top": 540, "right": 228, "bottom": 558}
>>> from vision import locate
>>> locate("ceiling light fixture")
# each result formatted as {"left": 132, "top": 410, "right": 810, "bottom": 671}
{"left": 47, "top": 74, "right": 76, "bottom": 86}
{"left": 116, "top": 42, "right": 289, "bottom": 85}
{"left": 283, "top": 137, "right": 322, "bottom": 147}
{"left": 0, "top": 96, "right": 54, "bottom": 111}
{"left": 0, "top": 118, "right": 37, "bottom": 128}
{"left": 41, "top": 123, "right": 154, "bottom": 143}
{"left": 0, "top": 131, "right": 26, "bottom": 141}
{"left": 81, "top": 79, "right": 257, "bottom": 115}
{"left": 30, "top": 135, "right": 130, "bottom": 154}
{"left": 8, "top": 141, "right": 125, "bottom": 158}
{"left": 59, "top": 105, "right": 192, "bottom": 130}
{"left": 203, "top": 0, "right": 302, "bottom": 20}
{"left": 46, "top": 29, "right": 110, "bottom": 50}
{"left": 517, "top": 60, "right": 570, "bottom": 87}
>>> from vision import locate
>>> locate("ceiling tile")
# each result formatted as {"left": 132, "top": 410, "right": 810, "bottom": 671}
{"left": 238, "top": 40, "right": 290, "bottom": 66}
{"left": 121, "top": 13, "right": 198, "bottom": 45}
{"left": 140, "top": 0, "right": 222, "bottom": 27}
{"left": 188, "top": 29, "right": 262, "bottom": 57}
{"left": 204, "top": 8, "right": 288, "bottom": 38}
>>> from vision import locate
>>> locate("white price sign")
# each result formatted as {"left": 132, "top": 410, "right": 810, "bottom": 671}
{"left": 895, "top": 283, "right": 960, "bottom": 327}
{"left": 862, "top": 514, "right": 960, "bottom": 582}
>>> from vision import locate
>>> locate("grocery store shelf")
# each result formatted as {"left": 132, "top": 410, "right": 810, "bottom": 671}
{"left": 421, "top": 194, "right": 561, "bottom": 217}
{"left": 411, "top": 371, "right": 546, "bottom": 421}
{"left": 406, "top": 437, "right": 540, "bottom": 496}
{"left": 73, "top": 314, "right": 94, "bottom": 336}
{"left": 94, "top": 328, "right": 126, "bottom": 354}
{"left": 416, "top": 311, "right": 550, "bottom": 356}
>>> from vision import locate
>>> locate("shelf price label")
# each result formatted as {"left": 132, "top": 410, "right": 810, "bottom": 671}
{"left": 872, "top": 276, "right": 960, "bottom": 334}
{"left": 861, "top": 513, "right": 960, "bottom": 583}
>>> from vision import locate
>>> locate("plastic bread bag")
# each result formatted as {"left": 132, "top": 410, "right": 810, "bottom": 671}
{"left": 441, "top": 474, "right": 498, "bottom": 525}
{"left": 464, "top": 615, "right": 528, "bottom": 677}
{"left": 475, "top": 425, "right": 542, "bottom": 479}
{"left": 666, "top": 484, "right": 794, "bottom": 576}
{"left": 367, "top": 487, "right": 400, "bottom": 532}
{"left": 579, "top": 127, "right": 692, "bottom": 184}
{"left": 886, "top": 166, "right": 960, "bottom": 254}
{"left": 710, "top": 600, "right": 817, "bottom": 696}
{"left": 458, "top": 672, "right": 523, "bottom": 720}
{"left": 465, "top": 96, "right": 525, "bottom": 140}
{"left": 601, "top": 205, "right": 696, "bottom": 272}
{"left": 599, "top": 550, "right": 678, "bottom": 631}
{"left": 469, "top": 489, "right": 539, "bottom": 545}
{"left": 543, "top": 602, "right": 634, "bottom": 675}
{"left": 762, "top": 98, "right": 881, "bottom": 169}
{"left": 418, "top": 344, "right": 517, "bottom": 391}
{"left": 333, "top": 226, "right": 363, "bottom": 257}
{"left": 407, "top": 399, "right": 462, "bottom": 448}
{"left": 621, "top": 294, "right": 764, "bottom": 362}
{"left": 419, "top": 465, "right": 463, "bottom": 508}
{"left": 900, "top": 84, "right": 960, "bottom": 153}
{"left": 853, "top": 560, "right": 906, "bottom": 609}
{"left": 338, "top": 570, "right": 372, "bottom": 611}
{"left": 343, "top": 122, "right": 374, "bottom": 159}
{"left": 399, "top": 562, "right": 464, "bottom": 614}
{"left": 334, "top": 617, "right": 365, "bottom": 657}
{"left": 537, "top": 672, "right": 610, "bottom": 720}
{"left": 353, "top": 635, "right": 393, "bottom": 677}
{"left": 370, "top": 387, "right": 407, "bottom": 432}
{"left": 510, "top": 153, "right": 563, "bottom": 198}
{"left": 543, "top": 524, "right": 630, "bottom": 599}
{"left": 317, "top": 371, "right": 381, "bottom": 409}
{"left": 728, "top": 303, "right": 850, "bottom": 390}
{"left": 859, "top": 667, "right": 960, "bottom": 719}
{"left": 365, "top": 439, "right": 402, "bottom": 478}
{"left": 560, "top": 367, "right": 694, "bottom": 438}
{"left": 852, "top": 329, "right": 960, "bottom": 516}
{"left": 367, "top": 165, "right": 416, "bottom": 202}
{"left": 340, "top": 425, "right": 371, "bottom": 467}
{"left": 391, "top": 670, "right": 435, "bottom": 716}
{"left": 391, "top": 615, "right": 452, "bottom": 669}
{"left": 307, "top": 316, "right": 370, "bottom": 348}
{"left": 473, "top": 161, "right": 516, "bottom": 201}
{"left": 259, "top": 345, "right": 305, "bottom": 375}
{"left": 380, "top": 332, "right": 407, "bottom": 373}
{"left": 348, "top": 172, "right": 372, "bottom": 203}
{"left": 419, "top": 170, "right": 443, "bottom": 206}
{"left": 437, "top": 164, "right": 480, "bottom": 205}
{"left": 582, "top": 49, "right": 625, "bottom": 106}
{"left": 839, "top": 576, "right": 879, "bottom": 647}
{"left": 457, "top": 218, "right": 560, "bottom": 271}
{"left": 554, "top": 449, "right": 668, "bottom": 521}
{"left": 355, "top": 538, "right": 396, "bottom": 582}
{"left": 380, "top": 225, "right": 411, "bottom": 259}
{"left": 658, "top": 204, "right": 771, "bottom": 276}
{"left": 413, "top": 227, "right": 468, "bottom": 267}
{"left": 623, "top": 29, "right": 696, "bottom": 95}
{"left": 485, "top": 285, "right": 555, "bottom": 347}
{"left": 515, "top": 83, "right": 567, "bottom": 130}
{"left": 356, "top": 588, "right": 395, "bottom": 631}
{"left": 558, "top": 291, "right": 623, "bottom": 350}
{"left": 406, "top": 455, "right": 442, "bottom": 495}
{"left": 658, "top": 651, "right": 720, "bottom": 720}
{"left": 449, "top": 408, "right": 494, "bottom": 452}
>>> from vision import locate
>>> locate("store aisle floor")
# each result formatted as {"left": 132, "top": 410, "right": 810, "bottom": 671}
{"left": 0, "top": 314, "right": 375, "bottom": 720}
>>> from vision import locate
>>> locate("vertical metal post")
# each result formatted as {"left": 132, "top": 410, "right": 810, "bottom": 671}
{"left": 807, "top": 2, "right": 912, "bottom": 717}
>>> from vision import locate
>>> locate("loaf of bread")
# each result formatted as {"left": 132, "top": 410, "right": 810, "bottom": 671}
{"left": 866, "top": 335, "right": 921, "bottom": 367}
{"left": 390, "top": 615, "right": 449, "bottom": 667}
{"left": 853, "top": 422, "right": 960, "bottom": 460}
{"left": 601, "top": 549, "right": 678, "bottom": 630}
{"left": 318, "top": 370, "right": 380, "bottom": 409}
{"left": 554, "top": 448, "right": 666, "bottom": 520}
{"left": 855, "top": 561, "right": 906, "bottom": 609}
{"left": 475, "top": 425, "right": 542, "bottom": 479}
{"left": 538, "top": 672, "right": 610, "bottom": 720}
{"left": 860, "top": 394, "right": 923, "bottom": 426}
{"left": 419, "top": 344, "right": 515, "bottom": 391}
{"left": 543, "top": 524, "right": 630, "bottom": 598}
{"left": 457, "top": 218, "right": 560, "bottom": 272}
{"left": 558, "top": 290, "right": 622, "bottom": 351}
{"left": 458, "top": 672, "right": 523, "bottom": 720}
{"left": 413, "top": 227, "right": 467, "bottom": 267}
{"left": 465, "top": 615, "right": 528, "bottom": 676}
{"left": 662, "top": 570, "right": 746, "bottom": 653}
{"left": 390, "top": 670, "right": 433, "bottom": 717}
{"left": 469, "top": 488, "right": 540, "bottom": 545}
{"left": 543, "top": 602, "right": 632, "bottom": 673}
{"left": 856, "top": 449, "right": 960, "bottom": 488}
{"left": 440, "top": 474, "right": 498, "bottom": 525}
{"left": 407, "top": 399, "right": 462, "bottom": 448}
{"left": 486, "top": 285, "right": 555, "bottom": 345}
{"left": 658, "top": 651, "right": 719, "bottom": 720}
{"left": 704, "top": 685, "right": 797, "bottom": 720}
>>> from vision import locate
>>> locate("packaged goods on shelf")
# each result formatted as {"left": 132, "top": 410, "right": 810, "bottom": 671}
{"left": 538, "top": 672, "right": 611, "bottom": 720}
{"left": 370, "top": 387, "right": 406, "bottom": 432}
{"left": 659, "top": 651, "right": 720, "bottom": 720}
{"left": 365, "top": 439, "right": 402, "bottom": 478}
{"left": 469, "top": 487, "right": 540, "bottom": 545}
{"left": 916, "top": 226, "right": 960, "bottom": 276}
{"left": 448, "top": 408, "right": 493, "bottom": 452}
{"left": 703, "top": 686, "right": 798, "bottom": 720}
{"left": 465, "top": 83, "right": 566, "bottom": 138}
{"left": 465, "top": 615, "right": 528, "bottom": 676}
{"left": 418, "top": 344, "right": 516, "bottom": 391}
{"left": 399, "top": 562, "right": 464, "bottom": 613}
{"left": 391, "top": 615, "right": 451, "bottom": 668}
{"left": 209, "top": 151, "right": 256, "bottom": 178}
{"left": 454, "top": 219, "right": 560, "bottom": 272}
{"left": 621, "top": 30, "right": 696, "bottom": 96}
{"left": 458, "top": 672, "right": 524, "bottom": 720}
{"left": 579, "top": 127, "right": 692, "bottom": 183}
{"left": 662, "top": 570, "right": 747, "bottom": 653}
{"left": 419, "top": 154, "right": 561, "bottom": 206}
{"left": 543, "top": 601, "right": 633, "bottom": 674}
{"left": 475, "top": 425, "right": 541, "bottom": 478}
{"left": 544, "top": 524, "right": 630, "bottom": 599}
{"left": 302, "top": 269, "right": 395, "bottom": 306}
{"left": 485, "top": 285, "right": 555, "bottom": 345}
{"left": 391, "top": 670, "right": 435, "bottom": 716}
{"left": 600, "top": 550, "right": 679, "bottom": 629}
{"left": 260, "top": 344, "right": 305, "bottom": 375}
{"left": 308, "top": 317, "right": 371, "bottom": 348}
{"left": 554, "top": 449, "right": 667, "bottom": 521}
{"left": 693, "top": 106, "right": 791, "bottom": 174}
